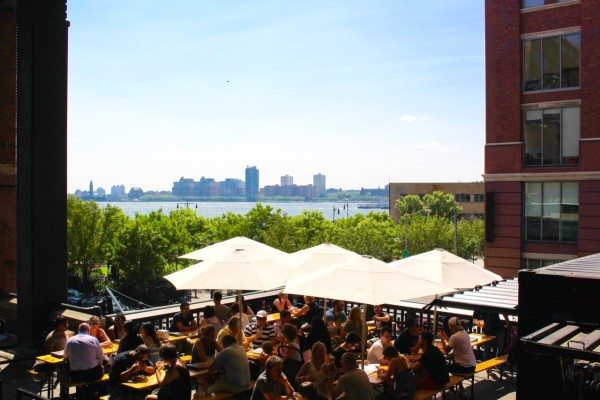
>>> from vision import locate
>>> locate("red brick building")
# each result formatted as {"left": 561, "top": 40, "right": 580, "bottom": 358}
{"left": 484, "top": 0, "right": 600, "bottom": 277}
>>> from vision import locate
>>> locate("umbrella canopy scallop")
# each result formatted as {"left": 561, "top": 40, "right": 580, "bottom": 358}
{"left": 389, "top": 248, "right": 502, "bottom": 289}
{"left": 178, "top": 236, "right": 287, "bottom": 261}
{"left": 165, "top": 248, "right": 293, "bottom": 291}
{"left": 285, "top": 255, "right": 455, "bottom": 305}
{"left": 282, "top": 243, "right": 362, "bottom": 274}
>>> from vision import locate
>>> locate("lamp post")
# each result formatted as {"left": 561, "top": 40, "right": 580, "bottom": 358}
{"left": 453, "top": 208, "right": 458, "bottom": 255}
{"left": 332, "top": 203, "right": 349, "bottom": 221}
{"left": 177, "top": 201, "right": 198, "bottom": 209}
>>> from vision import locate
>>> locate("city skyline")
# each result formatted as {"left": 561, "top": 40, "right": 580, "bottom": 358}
{"left": 67, "top": 1, "right": 484, "bottom": 193}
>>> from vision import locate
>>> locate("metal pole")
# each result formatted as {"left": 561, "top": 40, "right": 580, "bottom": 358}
{"left": 237, "top": 290, "right": 244, "bottom": 345}
{"left": 453, "top": 209, "right": 458, "bottom": 255}
{"left": 360, "top": 304, "right": 367, "bottom": 370}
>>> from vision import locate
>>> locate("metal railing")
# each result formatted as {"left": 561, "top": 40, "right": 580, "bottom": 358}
{"left": 16, "top": 388, "right": 49, "bottom": 400}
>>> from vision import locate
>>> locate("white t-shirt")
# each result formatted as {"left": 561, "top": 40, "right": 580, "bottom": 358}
{"left": 448, "top": 330, "right": 476, "bottom": 368}
{"left": 367, "top": 339, "right": 385, "bottom": 364}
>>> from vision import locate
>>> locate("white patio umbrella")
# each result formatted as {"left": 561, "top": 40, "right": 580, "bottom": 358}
{"left": 284, "top": 255, "right": 455, "bottom": 359}
{"left": 178, "top": 236, "right": 287, "bottom": 261}
{"left": 283, "top": 243, "right": 362, "bottom": 275}
{"left": 389, "top": 248, "right": 502, "bottom": 289}
{"left": 281, "top": 243, "right": 362, "bottom": 315}
{"left": 165, "top": 247, "right": 293, "bottom": 342}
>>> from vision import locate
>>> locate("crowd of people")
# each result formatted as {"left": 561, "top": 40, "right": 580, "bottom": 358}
{"left": 38, "top": 291, "right": 506, "bottom": 400}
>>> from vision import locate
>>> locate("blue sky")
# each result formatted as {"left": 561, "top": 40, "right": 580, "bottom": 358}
{"left": 67, "top": 0, "right": 485, "bottom": 192}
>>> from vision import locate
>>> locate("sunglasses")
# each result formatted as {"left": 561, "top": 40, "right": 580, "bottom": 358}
{"left": 90, "top": 321, "right": 100, "bottom": 325}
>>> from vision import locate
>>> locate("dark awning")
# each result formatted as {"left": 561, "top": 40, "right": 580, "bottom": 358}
{"left": 427, "top": 278, "right": 518, "bottom": 315}
{"left": 521, "top": 322, "right": 600, "bottom": 362}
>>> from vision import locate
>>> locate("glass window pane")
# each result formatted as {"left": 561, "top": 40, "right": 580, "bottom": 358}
{"left": 524, "top": 39, "right": 542, "bottom": 91}
{"left": 561, "top": 182, "right": 578, "bottom": 242}
{"left": 525, "top": 182, "right": 542, "bottom": 240}
{"left": 561, "top": 34, "right": 580, "bottom": 87}
{"left": 562, "top": 107, "right": 580, "bottom": 162}
{"left": 542, "top": 183, "right": 560, "bottom": 241}
{"left": 543, "top": 109, "right": 561, "bottom": 165}
{"left": 525, "top": 110, "right": 542, "bottom": 165}
{"left": 543, "top": 37, "right": 560, "bottom": 90}
{"left": 522, "top": 0, "right": 544, "bottom": 8}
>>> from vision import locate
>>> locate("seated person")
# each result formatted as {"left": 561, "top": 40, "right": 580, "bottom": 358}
{"left": 64, "top": 323, "right": 104, "bottom": 384}
{"left": 208, "top": 335, "right": 251, "bottom": 394}
{"left": 231, "top": 302, "right": 250, "bottom": 328}
{"left": 212, "top": 291, "right": 232, "bottom": 323}
{"left": 367, "top": 326, "right": 393, "bottom": 365}
{"left": 412, "top": 332, "right": 449, "bottom": 390}
{"left": 107, "top": 312, "right": 126, "bottom": 342}
{"left": 325, "top": 300, "right": 347, "bottom": 330}
{"left": 280, "top": 323, "right": 302, "bottom": 362}
{"left": 191, "top": 325, "right": 222, "bottom": 364}
{"left": 169, "top": 302, "right": 198, "bottom": 333}
{"left": 88, "top": 316, "right": 112, "bottom": 347}
{"left": 199, "top": 305, "right": 224, "bottom": 332}
{"left": 296, "top": 341, "right": 337, "bottom": 396}
{"left": 108, "top": 345, "right": 155, "bottom": 400}
{"left": 394, "top": 316, "right": 421, "bottom": 355}
{"left": 217, "top": 316, "right": 259, "bottom": 348}
{"left": 243, "top": 310, "right": 276, "bottom": 349}
{"left": 117, "top": 320, "right": 143, "bottom": 353}
{"left": 297, "top": 381, "right": 327, "bottom": 400}
{"left": 292, "top": 296, "right": 323, "bottom": 324}
{"left": 251, "top": 356, "right": 295, "bottom": 400}
{"left": 139, "top": 323, "right": 162, "bottom": 363}
{"left": 272, "top": 292, "right": 295, "bottom": 313}
{"left": 331, "top": 332, "right": 360, "bottom": 368}
{"left": 273, "top": 309, "right": 292, "bottom": 340}
{"left": 438, "top": 317, "right": 476, "bottom": 374}
{"left": 45, "top": 316, "right": 74, "bottom": 353}
{"left": 306, "top": 317, "right": 333, "bottom": 354}
{"left": 339, "top": 307, "right": 363, "bottom": 343}
{"left": 376, "top": 345, "right": 414, "bottom": 399}
{"left": 368, "top": 304, "right": 392, "bottom": 331}
{"left": 332, "top": 352, "right": 375, "bottom": 400}
{"left": 473, "top": 310, "right": 504, "bottom": 359}
{"left": 145, "top": 344, "right": 191, "bottom": 400}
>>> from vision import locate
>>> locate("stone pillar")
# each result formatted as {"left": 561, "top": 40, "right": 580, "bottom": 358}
{"left": 16, "top": 0, "right": 69, "bottom": 343}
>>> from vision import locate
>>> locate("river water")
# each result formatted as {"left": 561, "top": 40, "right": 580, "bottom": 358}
{"left": 96, "top": 201, "right": 389, "bottom": 219}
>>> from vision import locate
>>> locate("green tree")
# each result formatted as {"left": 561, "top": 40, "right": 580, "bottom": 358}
{"left": 67, "top": 195, "right": 127, "bottom": 292}
{"left": 395, "top": 194, "right": 425, "bottom": 216}
{"left": 422, "top": 191, "right": 462, "bottom": 219}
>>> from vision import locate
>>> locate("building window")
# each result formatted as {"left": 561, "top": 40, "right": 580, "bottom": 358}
{"left": 523, "top": 33, "right": 580, "bottom": 92}
{"left": 524, "top": 182, "right": 578, "bottom": 242}
{"left": 524, "top": 107, "right": 580, "bottom": 165}
{"left": 522, "top": 0, "right": 544, "bottom": 7}
{"left": 522, "top": 258, "right": 561, "bottom": 269}
{"left": 473, "top": 194, "right": 484, "bottom": 203}
{"left": 455, "top": 193, "right": 471, "bottom": 202}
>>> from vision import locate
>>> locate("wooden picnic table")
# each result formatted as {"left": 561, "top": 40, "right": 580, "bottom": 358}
{"left": 267, "top": 313, "right": 280, "bottom": 323}
{"left": 36, "top": 343, "right": 120, "bottom": 365}
{"left": 121, "top": 367, "right": 210, "bottom": 391}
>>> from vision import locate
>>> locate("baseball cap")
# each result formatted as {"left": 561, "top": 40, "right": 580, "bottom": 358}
{"left": 256, "top": 310, "right": 268, "bottom": 319}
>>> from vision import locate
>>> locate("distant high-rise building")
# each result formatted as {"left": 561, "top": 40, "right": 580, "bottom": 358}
{"left": 111, "top": 184, "right": 126, "bottom": 197}
{"left": 89, "top": 180, "right": 94, "bottom": 196}
{"left": 313, "top": 173, "right": 326, "bottom": 196}
{"left": 245, "top": 166, "right": 259, "bottom": 201}
{"left": 281, "top": 174, "right": 293, "bottom": 186}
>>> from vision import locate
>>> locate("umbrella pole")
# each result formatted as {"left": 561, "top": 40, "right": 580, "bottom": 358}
{"left": 432, "top": 295, "right": 438, "bottom": 333}
{"left": 237, "top": 290, "right": 244, "bottom": 345}
{"left": 360, "top": 304, "right": 367, "bottom": 370}
{"left": 323, "top": 298, "right": 328, "bottom": 318}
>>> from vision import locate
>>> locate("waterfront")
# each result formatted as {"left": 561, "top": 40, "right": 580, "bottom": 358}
{"left": 96, "top": 201, "right": 388, "bottom": 219}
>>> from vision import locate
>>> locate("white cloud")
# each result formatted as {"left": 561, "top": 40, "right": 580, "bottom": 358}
{"left": 400, "top": 115, "right": 431, "bottom": 123}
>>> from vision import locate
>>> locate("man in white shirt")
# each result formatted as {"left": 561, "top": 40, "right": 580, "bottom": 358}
{"left": 64, "top": 323, "right": 104, "bottom": 383}
{"left": 367, "top": 326, "right": 393, "bottom": 364}
{"left": 438, "top": 316, "right": 477, "bottom": 374}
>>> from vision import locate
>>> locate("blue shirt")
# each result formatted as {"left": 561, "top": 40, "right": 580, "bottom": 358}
{"left": 64, "top": 333, "right": 103, "bottom": 371}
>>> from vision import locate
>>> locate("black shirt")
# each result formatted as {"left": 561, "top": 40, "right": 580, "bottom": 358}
{"left": 108, "top": 352, "right": 153, "bottom": 387}
{"left": 419, "top": 345, "right": 449, "bottom": 386}
{"left": 304, "top": 302, "right": 324, "bottom": 324}
{"left": 169, "top": 312, "right": 195, "bottom": 332}
{"left": 117, "top": 334, "right": 143, "bottom": 354}
{"left": 394, "top": 329, "right": 418, "bottom": 354}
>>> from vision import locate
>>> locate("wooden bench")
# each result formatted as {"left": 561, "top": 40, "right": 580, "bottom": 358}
{"left": 455, "top": 354, "right": 509, "bottom": 400}
{"left": 413, "top": 375, "right": 465, "bottom": 400}
{"left": 195, "top": 381, "right": 255, "bottom": 400}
